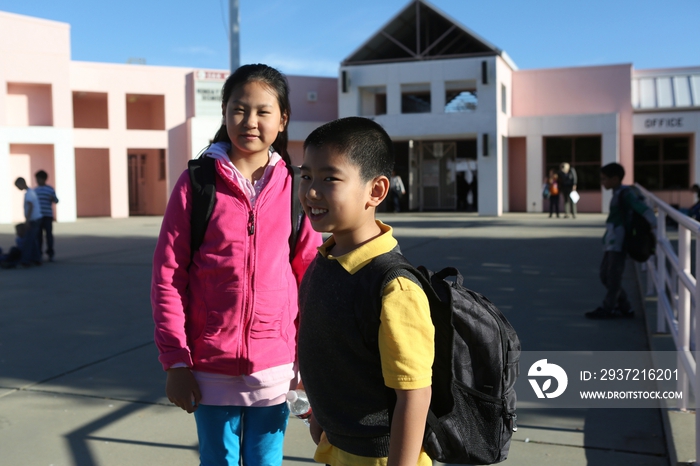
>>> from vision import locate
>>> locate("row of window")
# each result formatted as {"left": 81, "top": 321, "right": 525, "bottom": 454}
{"left": 360, "top": 83, "right": 507, "bottom": 116}
{"left": 5, "top": 83, "right": 166, "bottom": 130}
{"left": 544, "top": 135, "right": 691, "bottom": 190}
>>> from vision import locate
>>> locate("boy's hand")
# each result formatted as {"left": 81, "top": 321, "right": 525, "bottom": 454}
{"left": 309, "top": 413, "right": 323, "bottom": 445}
{"left": 166, "top": 367, "right": 202, "bottom": 413}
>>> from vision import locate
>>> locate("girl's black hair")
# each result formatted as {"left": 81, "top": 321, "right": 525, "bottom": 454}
{"left": 212, "top": 64, "right": 292, "bottom": 166}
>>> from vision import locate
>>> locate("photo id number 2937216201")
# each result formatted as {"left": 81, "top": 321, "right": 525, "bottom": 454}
{"left": 581, "top": 368, "right": 678, "bottom": 381}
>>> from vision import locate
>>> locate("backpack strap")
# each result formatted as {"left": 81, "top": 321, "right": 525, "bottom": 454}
{"left": 188, "top": 156, "right": 217, "bottom": 257}
{"left": 288, "top": 164, "right": 305, "bottom": 259}
{"left": 188, "top": 157, "right": 305, "bottom": 262}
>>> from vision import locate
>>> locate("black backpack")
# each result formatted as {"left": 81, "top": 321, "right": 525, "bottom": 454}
{"left": 187, "top": 156, "right": 304, "bottom": 258}
{"left": 621, "top": 187, "right": 656, "bottom": 263}
{"left": 358, "top": 251, "right": 520, "bottom": 465}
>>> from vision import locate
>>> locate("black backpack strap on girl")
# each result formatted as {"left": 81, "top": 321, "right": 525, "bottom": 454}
{"left": 188, "top": 156, "right": 217, "bottom": 258}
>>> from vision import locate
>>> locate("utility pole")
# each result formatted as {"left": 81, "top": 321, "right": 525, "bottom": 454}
{"left": 229, "top": 0, "right": 240, "bottom": 72}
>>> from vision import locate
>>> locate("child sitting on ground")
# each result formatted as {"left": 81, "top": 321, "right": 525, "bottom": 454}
{"left": 297, "top": 116, "right": 435, "bottom": 465}
{"left": 0, "top": 223, "right": 27, "bottom": 269}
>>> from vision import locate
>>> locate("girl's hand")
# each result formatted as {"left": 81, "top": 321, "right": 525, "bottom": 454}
{"left": 166, "top": 367, "right": 202, "bottom": 413}
{"left": 309, "top": 413, "right": 323, "bottom": 445}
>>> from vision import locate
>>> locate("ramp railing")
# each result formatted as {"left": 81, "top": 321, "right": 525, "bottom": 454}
{"left": 636, "top": 183, "right": 699, "bottom": 462}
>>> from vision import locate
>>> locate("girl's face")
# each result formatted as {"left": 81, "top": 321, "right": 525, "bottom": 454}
{"left": 223, "top": 80, "right": 287, "bottom": 161}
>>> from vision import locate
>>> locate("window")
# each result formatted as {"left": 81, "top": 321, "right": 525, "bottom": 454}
{"left": 360, "top": 86, "right": 387, "bottom": 116}
{"left": 501, "top": 84, "right": 507, "bottom": 114}
{"left": 126, "top": 94, "right": 165, "bottom": 130}
{"left": 73, "top": 92, "right": 108, "bottom": 129}
{"left": 445, "top": 80, "right": 477, "bottom": 113}
{"left": 544, "top": 136, "right": 601, "bottom": 190}
{"left": 634, "top": 137, "right": 690, "bottom": 190}
{"left": 401, "top": 84, "right": 431, "bottom": 114}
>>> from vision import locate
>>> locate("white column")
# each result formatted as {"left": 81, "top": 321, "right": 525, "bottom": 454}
{"left": 54, "top": 130, "right": 76, "bottom": 222}
{"left": 386, "top": 82, "right": 401, "bottom": 116}
{"left": 478, "top": 131, "right": 502, "bottom": 216}
{"left": 601, "top": 119, "right": 619, "bottom": 214}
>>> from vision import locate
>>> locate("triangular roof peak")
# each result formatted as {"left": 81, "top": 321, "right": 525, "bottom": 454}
{"left": 342, "top": 0, "right": 510, "bottom": 66}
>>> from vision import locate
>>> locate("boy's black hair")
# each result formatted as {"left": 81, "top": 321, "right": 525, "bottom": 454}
{"left": 211, "top": 64, "right": 292, "bottom": 166}
{"left": 601, "top": 162, "right": 625, "bottom": 180}
{"left": 35, "top": 170, "right": 48, "bottom": 180}
{"left": 304, "top": 117, "right": 394, "bottom": 181}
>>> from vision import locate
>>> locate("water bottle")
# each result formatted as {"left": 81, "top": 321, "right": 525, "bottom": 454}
{"left": 286, "top": 389, "right": 312, "bottom": 426}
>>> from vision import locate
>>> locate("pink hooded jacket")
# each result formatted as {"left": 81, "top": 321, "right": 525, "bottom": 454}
{"left": 151, "top": 158, "right": 320, "bottom": 376}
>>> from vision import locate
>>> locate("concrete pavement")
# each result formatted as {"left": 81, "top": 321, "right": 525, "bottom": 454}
{"left": 0, "top": 213, "right": 669, "bottom": 466}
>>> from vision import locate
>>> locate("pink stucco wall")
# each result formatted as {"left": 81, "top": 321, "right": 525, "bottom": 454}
{"left": 0, "top": 12, "right": 72, "bottom": 129}
{"left": 512, "top": 64, "right": 635, "bottom": 183}
{"left": 287, "top": 76, "right": 338, "bottom": 122}
{"left": 6, "top": 83, "right": 53, "bottom": 126}
{"left": 71, "top": 61, "right": 193, "bottom": 218}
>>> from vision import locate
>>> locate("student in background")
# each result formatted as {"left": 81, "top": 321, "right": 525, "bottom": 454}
{"left": 389, "top": 170, "right": 406, "bottom": 212}
{"left": 14, "top": 177, "right": 43, "bottom": 267}
{"left": 34, "top": 170, "right": 59, "bottom": 262}
{"left": 559, "top": 162, "right": 577, "bottom": 219}
{"left": 585, "top": 163, "right": 655, "bottom": 319}
{"left": 547, "top": 169, "right": 560, "bottom": 218}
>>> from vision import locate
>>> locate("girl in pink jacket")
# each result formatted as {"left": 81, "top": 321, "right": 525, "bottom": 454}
{"left": 151, "top": 64, "right": 321, "bottom": 466}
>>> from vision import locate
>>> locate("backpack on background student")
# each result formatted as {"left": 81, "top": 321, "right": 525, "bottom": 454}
{"left": 358, "top": 251, "right": 521, "bottom": 465}
{"left": 620, "top": 187, "right": 656, "bottom": 263}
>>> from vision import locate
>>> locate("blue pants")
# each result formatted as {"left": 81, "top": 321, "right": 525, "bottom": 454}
{"left": 38, "top": 216, "right": 54, "bottom": 259}
{"left": 194, "top": 403, "right": 289, "bottom": 466}
{"left": 20, "top": 220, "right": 41, "bottom": 264}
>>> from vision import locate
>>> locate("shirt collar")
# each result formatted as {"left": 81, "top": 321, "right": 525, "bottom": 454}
{"left": 318, "top": 220, "right": 398, "bottom": 275}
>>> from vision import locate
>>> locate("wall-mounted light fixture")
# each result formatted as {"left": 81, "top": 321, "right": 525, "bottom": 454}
{"left": 342, "top": 70, "right": 349, "bottom": 93}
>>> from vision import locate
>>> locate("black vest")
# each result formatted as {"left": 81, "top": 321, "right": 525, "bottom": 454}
{"left": 298, "top": 253, "right": 393, "bottom": 457}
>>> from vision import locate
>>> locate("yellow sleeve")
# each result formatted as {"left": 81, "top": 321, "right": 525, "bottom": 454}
{"left": 378, "top": 276, "right": 434, "bottom": 390}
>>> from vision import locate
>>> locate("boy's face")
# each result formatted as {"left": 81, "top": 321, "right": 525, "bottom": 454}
{"left": 299, "top": 146, "right": 376, "bottom": 235}
{"left": 600, "top": 173, "right": 620, "bottom": 190}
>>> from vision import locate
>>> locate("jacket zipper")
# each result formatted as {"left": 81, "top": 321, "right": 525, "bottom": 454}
{"left": 248, "top": 211, "right": 255, "bottom": 235}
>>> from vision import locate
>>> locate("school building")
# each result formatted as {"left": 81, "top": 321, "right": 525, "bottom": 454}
{"left": 1, "top": 0, "right": 699, "bottom": 223}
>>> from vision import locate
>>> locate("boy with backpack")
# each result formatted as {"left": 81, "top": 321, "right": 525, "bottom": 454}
{"left": 297, "top": 117, "right": 435, "bottom": 465}
{"left": 585, "top": 162, "right": 656, "bottom": 319}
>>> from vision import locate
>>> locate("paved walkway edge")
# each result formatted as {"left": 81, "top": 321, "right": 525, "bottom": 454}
{"left": 634, "top": 262, "right": 697, "bottom": 466}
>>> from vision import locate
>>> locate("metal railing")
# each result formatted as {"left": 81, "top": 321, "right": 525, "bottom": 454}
{"left": 637, "top": 183, "right": 700, "bottom": 462}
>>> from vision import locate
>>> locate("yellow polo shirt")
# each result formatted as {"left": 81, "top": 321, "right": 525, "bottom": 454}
{"left": 313, "top": 221, "right": 434, "bottom": 466}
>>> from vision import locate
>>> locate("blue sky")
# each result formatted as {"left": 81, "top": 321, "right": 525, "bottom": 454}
{"left": 0, "top": 0, "right": 697, "bottom": 76}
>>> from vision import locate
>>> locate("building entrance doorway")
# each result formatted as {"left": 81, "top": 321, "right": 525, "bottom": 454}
{"left": 418, "top": 142, "right": 457, "bottom": 210}
{"left": 128, "top": 153, "right": 146, "bottom": 215}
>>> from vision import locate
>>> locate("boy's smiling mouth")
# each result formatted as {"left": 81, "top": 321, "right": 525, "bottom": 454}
{"left": 307, "top": 207, "right": 329, "bottom": 221}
